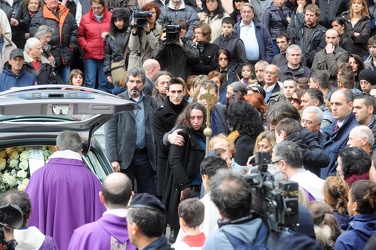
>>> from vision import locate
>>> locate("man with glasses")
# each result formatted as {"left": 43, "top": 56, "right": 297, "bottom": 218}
{"left": 272, "top": 141, "right": 325, "bottom": 201}
{"left": 234, "top": 3, "right": 274, "bottom": 64}
{"left": 263, "top": 64, "right": 283, "bottom": 106}
{"left": 105, "top": 67, "right": 158, "bottom": 195}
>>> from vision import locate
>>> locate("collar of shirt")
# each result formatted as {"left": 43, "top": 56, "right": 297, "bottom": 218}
{"left": 240, "top": 20, "right": 253, "bottom": 28}
{"left": 103, "top": 208, "right": 128, "bottom": 217}
{"left": 128, "top": 92, "right": 145, "bottom": 103}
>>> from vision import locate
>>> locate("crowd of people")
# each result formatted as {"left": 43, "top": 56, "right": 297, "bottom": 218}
{"left": 4, "top": 0, "right": 376, "bottom": 249}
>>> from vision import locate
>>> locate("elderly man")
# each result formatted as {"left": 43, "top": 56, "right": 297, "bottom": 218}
{"left": 348, "top": 126, "right": 374, "bottom": 154}
{"left": 0, "top": 48, "right": 35, "bottom": 91}
{"left": 105, "top": 67, "right": 158, "bottom": 195}
{"left": 263, "top": 64, "right": 283, "bottom": 106}
{"left": 254, "top": 60, "right": 269, "bottom": 86}
{"left": 279, "top": 44, "right": 311, "bottom": 82}
{"left": 69, "top": 173, "right": 136, "bottom": 249}
{"left": 234, "top": 3, "right": 274, "bottom": 64}
{"left": 301, "top": 106, "right": 326, "bottom": 144}
{"left": 311, "top": 29, "right": 348, "bottom": 80}
{"left": 23, "top": 37, "right": 62, "bottom": 85}
{"left": 143, "top": 59, "right": 161, "bottom": 96}
{"left": 26, "top": 131, "right": 105, "bottom": 250}
{"left": 300, "top": 88, "right": 336, "bottom": 129}
{"left": 29, "top": 0, "right": 78, "bottom": 83}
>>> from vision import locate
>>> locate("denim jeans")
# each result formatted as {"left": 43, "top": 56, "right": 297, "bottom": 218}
{"left": 56, "top": 65, "right": 71, "bottom": 84}
{"left": 122, "top": 154, "right": 155, "bottom": 195}
{"left": 84, "top": 59, "right": 108, "bottom": 91}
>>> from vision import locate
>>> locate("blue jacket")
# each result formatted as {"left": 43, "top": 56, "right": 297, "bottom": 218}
{"left": 0, "top": 65, "right": 36, "bottom": 92}
{"left": 320, "top": 113, "right": 359, "bottom": 178}
{"left": 234, "top": 20, "right": 274, "bottom": 63}
{"left": 335, "top": 214, "right": 376, "bottom": 250}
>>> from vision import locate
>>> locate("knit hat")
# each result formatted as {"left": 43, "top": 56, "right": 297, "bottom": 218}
{"left": 359, "top": 69, "right": 376, "bottom": 85}
{"left": 129, "top": 193, "right": 166, "bottom": 213}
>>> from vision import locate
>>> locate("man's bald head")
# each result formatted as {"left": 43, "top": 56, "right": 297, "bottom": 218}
{"left": 101, "top": 172, "right": 133, "bottom": 209}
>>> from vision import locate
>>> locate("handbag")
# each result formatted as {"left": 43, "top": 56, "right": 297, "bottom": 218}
{"left": 110, "top": 26, "right": 131, "bottom": 86}
{"left": 111, "top": 58, "right": 126, "bottom": 86}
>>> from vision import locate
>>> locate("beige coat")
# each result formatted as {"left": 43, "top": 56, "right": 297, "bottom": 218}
{"left": 0, "top": 35, "right": 16, "bottom": 73}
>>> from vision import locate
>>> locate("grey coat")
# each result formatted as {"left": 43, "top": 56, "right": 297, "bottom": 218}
{"left": 105, "top": 91, "right": 158, "bottom": 170}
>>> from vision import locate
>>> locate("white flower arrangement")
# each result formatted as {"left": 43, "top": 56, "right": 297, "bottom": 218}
{"left": 0, "top": 146, "right": 56, "bottom": 192}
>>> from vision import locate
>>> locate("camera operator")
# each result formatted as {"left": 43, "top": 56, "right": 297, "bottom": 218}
{"left": 152, "top": 18, "right": 199, "bottom": 81}
{"left": 128, "top": 3, "right": 162, "bottom": 69}
{"left": 202, "top": 169, "right": 269, "bottom": 249}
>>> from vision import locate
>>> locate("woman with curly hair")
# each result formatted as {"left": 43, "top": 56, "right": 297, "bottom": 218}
{"left": 227, "top": 101, "right": 264, "bottom": 165}
{"left": 191, "top": 23, "right": 219, "bottom": 75}
{"left": 336, "top": 147, "right": 371, "bottom": 186}
{"left": 323, "top": 176, "right": 350, "bottom": 226}
{"left": 308, "top": 201, "right": 341, "bottom": 249}
{"left": 163, "top": 102, "right": 206, "bottom": 243}
{"left": 335, "top": 180, "right": 376, "bottom": 250}
{"left": 198, "top": 0, "right": 229, "bottom": 42}
{"left": 244, "top": 92, "right": 268, "bottom": 123}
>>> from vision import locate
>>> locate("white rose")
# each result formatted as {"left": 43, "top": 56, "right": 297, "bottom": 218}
{"left": 17, "top": 170, "right": 27, "bottom": 178}
{"left": 2, "top": 173, "right": 9, "bottom": 182}
{"left": 22, "top": 178, "right": 29, "bottom": 186}
{"left": 9, "top": 159, "right": 19, "bottom": 168}
{"left": 20, "top": 151, "right": 29, "bottom": 161}
{"left": 0, "top": 159, "right": 6, "bottom": 170}
{"left": 19, "top": 160, "right": 28, "bottom": 170}
{"left": 18, "top": 183, "right": 26, "bottom": 191}
{"left": 6, "top": 175, "right": 17, "bottom": 187}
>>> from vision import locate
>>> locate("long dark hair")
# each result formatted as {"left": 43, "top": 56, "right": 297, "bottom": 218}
{"left": 110, "top": 8, "right": 129, "bottom": 34}
{"left": 176, "top": 103, "right": 206, "bottom": 131}
{"left": 203, "top": 0, "right": 226, "bottom": 18}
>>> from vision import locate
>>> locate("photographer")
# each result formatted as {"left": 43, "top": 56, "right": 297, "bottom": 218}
{"left": 128, "top": 3, "right": 162, "bottom": 69}
{"left": 152, "top": 18, "right": 199, "bottom": 81}
{"left": 202, "top": 169, "right": 269, "bottom": 249}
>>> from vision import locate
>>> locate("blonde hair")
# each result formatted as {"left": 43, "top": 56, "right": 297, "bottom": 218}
{"left": 209, "top": 133, "right": 236, "bottom": 155}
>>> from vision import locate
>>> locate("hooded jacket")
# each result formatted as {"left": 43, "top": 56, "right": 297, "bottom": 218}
{"left": 335, "top": 214, "right": 376, "bottom": 250}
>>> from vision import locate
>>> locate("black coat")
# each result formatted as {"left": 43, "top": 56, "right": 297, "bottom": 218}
{"left": 152, "top": 97, "right": 189, "bottom": 196}
{"left": 30, "top": 5, "right": 78, "bottom": 67}
{"left": 234, "top": 134, "right": 256, "bottom": 166}
{"left": 23, "top": 56, "right": 63, "bottom": 85}
{"left": 0, "top": 0, "right": 29, "bottom": 49}
{"left": 162, "top": 127, "right": 205, "bottom": 228}
{"left": 191, "top": 43, "right": 219, "bottom": 75}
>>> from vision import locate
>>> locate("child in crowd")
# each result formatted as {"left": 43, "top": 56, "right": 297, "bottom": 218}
{"left": 67, "top": 69, "right": 84, "bottom": 86}
{"left": 240, "top": 63, "right": 255, "bottom": 87}
{"left": 172, "top": 198, "right": 206, "bottom": 250}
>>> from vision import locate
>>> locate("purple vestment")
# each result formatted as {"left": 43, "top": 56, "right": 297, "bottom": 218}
{"left": 68, "top": 213, "right": 137, "bottom": 250}
{"left": 25, "top": 151, "right": 105, "bottom": 250}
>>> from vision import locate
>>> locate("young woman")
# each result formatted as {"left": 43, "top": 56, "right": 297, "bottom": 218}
{"left": 229, "top": 0, "right": 248, "bottom": 23}
{"left": 68, "top": 69, "right": 84, "bottom": 86}
{"left": 163, "top": 103, "right": 207, "bottom": 243}
{"left": 198, "top": 0, "right": 229, "bottom": 42}
{"left": 339, "top": 0, "right": 371, "bottom": 59}
{"left": 334, "top": 180, "right": 376, "bottom": 250}
{"left": 217, "top": 49, "right": 239, "bottom": 102}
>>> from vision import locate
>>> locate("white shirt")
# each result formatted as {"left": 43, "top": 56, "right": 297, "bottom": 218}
{"left": 239, "top": 20, "right": 260, "bottom": 61}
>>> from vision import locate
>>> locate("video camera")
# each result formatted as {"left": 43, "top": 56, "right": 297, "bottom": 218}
{"left": 245, "top": 152, "right": 299, "bottom": 232}
{"left": 131, "top": 6, "right": 152, "bottom": 28}
{"left": 0, "top": 203, "right": 23, "bottom": 249}
{"left": 163, "top": 16, "right": 181, "bottom": 45}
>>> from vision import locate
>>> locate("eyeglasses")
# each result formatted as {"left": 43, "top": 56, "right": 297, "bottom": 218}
{"left": 272, "top": 159, "right": 281, "bottom": 165}
{"left": 218, "top": 57, "right": 228, "bottom": 61}
{"left": 291, "top": 98, "right": 300, "bottom": 104}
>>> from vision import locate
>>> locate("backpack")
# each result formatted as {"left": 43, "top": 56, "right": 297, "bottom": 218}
{"left": 223, "top": 225, "right": 269, "bottom": 250}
